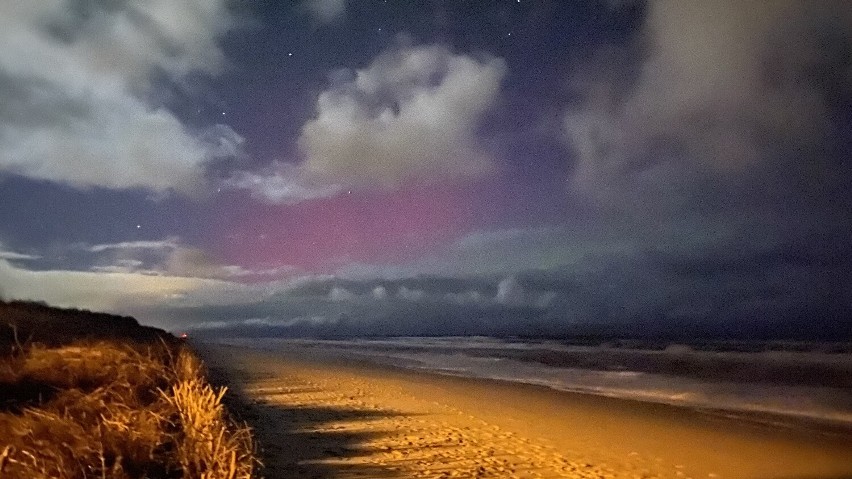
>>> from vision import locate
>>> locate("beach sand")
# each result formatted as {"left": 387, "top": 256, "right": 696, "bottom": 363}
{"left": 201, "top": 345, "right": 852, "bottom": 479}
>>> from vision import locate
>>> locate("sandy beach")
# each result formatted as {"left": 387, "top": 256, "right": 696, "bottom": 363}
{"left": 202, "top": 344, "right": 852, "bottom": 479}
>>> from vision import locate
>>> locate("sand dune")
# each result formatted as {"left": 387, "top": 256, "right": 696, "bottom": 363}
{"left": 202, "top": 345, "right": 852, "bottom": 479}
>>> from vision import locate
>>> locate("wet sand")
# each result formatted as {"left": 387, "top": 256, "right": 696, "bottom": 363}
{"left": 201, "top": 344, "right": 852, "bottom": 479}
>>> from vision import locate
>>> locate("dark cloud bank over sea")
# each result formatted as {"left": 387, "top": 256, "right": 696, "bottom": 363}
{"left": 162, "top": 246, "right": 852, "bottom": 340}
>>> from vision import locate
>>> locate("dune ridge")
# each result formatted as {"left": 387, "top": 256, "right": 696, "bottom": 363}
{"left": 0, "top": 300, "right": 257, "bottom": 479}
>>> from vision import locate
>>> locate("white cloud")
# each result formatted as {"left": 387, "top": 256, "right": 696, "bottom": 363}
{"left": 87, "top": 238, "right": 180, "bottom": 253}
{"left": 372, "top": 285, "right": 389, "bottom": 299}
{"left": 227, "top": 42, "right": 506, "bottom": 204}
{"left": 224, "top": 162, "right": 342, "bottom": 204}
{"left": 302, "top": 0, "right": 346, "bottom": 24}
{"left": 298, "top": 43, "right": 506, "bottom": 188}
{"left": 495, "top": 276, "right": 526, "bottom": 306}
{"left": 329, "top": 286, "right": 356, "bottom": 301}
{"left": 495, "top": 276, "right": 558, "bottom": 308}
{"left": 0, "top": 1, "right": 239, "bottom": 193}
{"left": 0, "top": 249, "right": 41, "bottom": 261}
{"left": 564, "top": 0, "right": 852, "bottom": 196}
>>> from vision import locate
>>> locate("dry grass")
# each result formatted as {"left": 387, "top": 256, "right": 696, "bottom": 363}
{"left": 164, "top": 350, "right": 255, "bottom": 479}
{"left": 0, "top": 341, "right": 257, "bottom": 478}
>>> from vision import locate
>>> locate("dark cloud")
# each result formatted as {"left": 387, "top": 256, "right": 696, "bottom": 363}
{"left": 142, "top": 248, "right": 851, "bottom": 339}
{"left": 548, "top": 0, "right": 852, "bottom": 339}
{"left": 564, "top": 0, "right": 852, "bottom": 207}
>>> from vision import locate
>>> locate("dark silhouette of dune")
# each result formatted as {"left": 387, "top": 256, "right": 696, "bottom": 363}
{"left": 0, "top": 300, "right": 175, "bottom": 353}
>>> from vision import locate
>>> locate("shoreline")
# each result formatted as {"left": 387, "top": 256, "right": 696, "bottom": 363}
{"left": 202, "top": 343, "right": 852, "bottom": 479}
{"left": 215, "top": 341, "right": 852, "bottom": 439}
{"left": 413, "top": 368, "right": 852, "bottom": 440}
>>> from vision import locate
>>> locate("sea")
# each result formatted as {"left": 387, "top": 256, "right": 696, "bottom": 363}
{"left": 212, "top": 336, "right": 852, "bottom": 429}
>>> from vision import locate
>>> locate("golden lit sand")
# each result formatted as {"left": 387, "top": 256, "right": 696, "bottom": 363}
{"left": 203, "top": 345, "right": 852, "bottom": 479}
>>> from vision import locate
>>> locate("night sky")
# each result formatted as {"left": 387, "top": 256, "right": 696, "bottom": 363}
{"left": 1, "top": 1, "right": 851, "bottom": 338}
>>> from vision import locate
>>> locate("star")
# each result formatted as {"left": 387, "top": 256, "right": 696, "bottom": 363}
{"left": 136, "top": 224, "right": 141, "bottom": 229}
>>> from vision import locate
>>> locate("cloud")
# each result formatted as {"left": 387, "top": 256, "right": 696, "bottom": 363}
{"left": 106, "top": 235, "right": 852, "bottom": 338}
{"left": 0, "top": 254, "right": 333, "bottom": 327}
{"left": 335, "top": 225, "right": 610, "bottom": 279}
{"left": 163, "top": 247, "right": 236, "bottom": 279}
{"left": 302, "top": 0, "right": 346, "bottom": 24}
{"left": 563, "top": 0, "right": 852, "bottom": 200}
{"left": 190, "top": 315, "right": 332, "bottom": 331}
{"left": 0, "top": 257, "right": 234, "bottom": 313}
{"left": 329, "top": 286, "right": 356, "bottom": 302}
{"left": 495, "top": 276, "right": 526, "bottom": 306}
{"left": 221, "top": 264, "right": 298, "bottom": 278}
{"left": 444, "top": 290, "right": 487, "bottom": 305}
{"left": 87, "top": 238, "right": 180, "bottom": 253}
{"left": 0, "top": 243, "right": 41, "bottom": 261}
{"left": 226, "top": 42, "right": 506, "bottom": 204}
{"left": 0, "top": 251, "right": 41, "bottom": 261}
{"left": 90, "top": 259, "right": 145, "bottom": 274}
{"left": 298, "top": 42, "right": 506, "bottom": 188}
{"left": 149, "top": 274, "right": 553, "bottom": 335}
{"left": 372, "top": 286, "right": 389, "bottom": 300}
{"left": 495, "top": 276, "right": 557, "bottom": 308}
{"left": 156, "top": 246, "right": 295, "bottom": 280}
{"left": 397, "top": 286, "right": 426, "bottom": 302}
{"left": 0, "top": 1, "right": 240, "bottom": 193}
{"left": 224, "top": 162, "right": 342, "bottom": 204}
{"left": 79, "top": 237, "right": 296, "bottom": 280}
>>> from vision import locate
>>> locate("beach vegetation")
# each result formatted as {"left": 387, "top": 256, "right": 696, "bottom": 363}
{"left": 0, "top": 300, "right": 257, "bottom": 478}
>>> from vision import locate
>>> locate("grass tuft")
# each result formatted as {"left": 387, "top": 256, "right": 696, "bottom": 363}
{"left": 0, "top": 341, "right": 257, "bottom": 478}
{"left": 162, "top": 350, "right": 255, "bottom": 479}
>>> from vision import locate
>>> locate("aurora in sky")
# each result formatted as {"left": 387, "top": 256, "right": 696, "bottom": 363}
{"left": 1, "top": 1, "right": 850, "bottom": 339}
